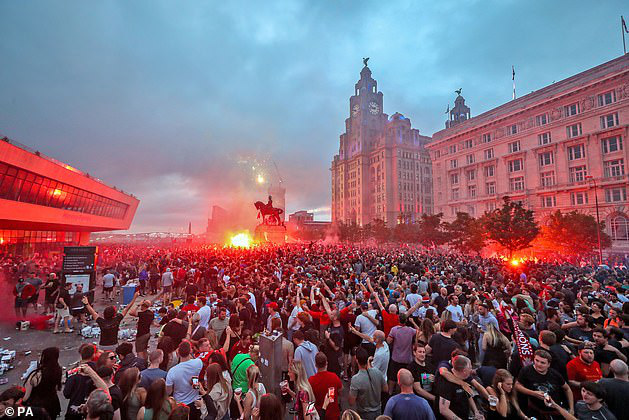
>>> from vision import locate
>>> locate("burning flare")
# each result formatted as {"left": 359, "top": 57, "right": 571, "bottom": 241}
{"left": 229, "top": 232, "right": 253, "bottom": 248}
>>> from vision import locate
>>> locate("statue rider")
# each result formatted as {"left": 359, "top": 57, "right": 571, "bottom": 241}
{"left": 266, "top": 195, "right": 273, "bottom": 211}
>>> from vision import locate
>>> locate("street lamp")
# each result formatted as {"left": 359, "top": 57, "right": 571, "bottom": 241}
{"left": 585, "top": 176, "right": 603, "bottom": 265}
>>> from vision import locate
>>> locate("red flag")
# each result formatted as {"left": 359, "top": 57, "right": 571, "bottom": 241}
{"left": 501, "top": 306, "right": 534, "bottom": 366}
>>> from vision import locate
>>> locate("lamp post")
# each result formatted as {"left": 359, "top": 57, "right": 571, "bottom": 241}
{"left": 586, "top": 176, "right": 603, "bottom": 265}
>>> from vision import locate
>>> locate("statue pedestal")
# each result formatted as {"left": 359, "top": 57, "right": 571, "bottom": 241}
{"left": 254, "top": 224, "right": 286, "bottom": 245}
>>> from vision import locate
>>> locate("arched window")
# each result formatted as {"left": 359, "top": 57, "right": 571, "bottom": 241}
{"left": 611, "top": 214, "right": 629, "bottom": 241}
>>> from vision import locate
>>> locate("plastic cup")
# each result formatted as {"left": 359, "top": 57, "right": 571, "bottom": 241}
{"left": 280, "top": 381, "right": 288, "bottom": 395}
{"left": 489, "top": 395, "right": 498, "bottom": 408}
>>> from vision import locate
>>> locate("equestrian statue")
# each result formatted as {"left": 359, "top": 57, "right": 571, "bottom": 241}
{"left": 254, "top": 195, "right": 284, "bottom": 226}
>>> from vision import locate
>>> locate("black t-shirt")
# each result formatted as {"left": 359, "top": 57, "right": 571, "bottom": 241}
{"left": 58, "top": 288, "right": 71, "bottom": 307}
{"left": 44, "top": 279, "right": 59, "bottom": 300}
{"left": 568, "top": 327, "right": 593, "bottom": 342}
{"left": 163, "top": 320, "right": 188, "bottom": 347}
{"left": 96, "top": 313, "right": 124, "bottom": 346}
{"left": 548, "top": 344, "right": 571, "bottom": 380}
{"left": 323, "top": 330, "right": 343, "bottom": 375}
{"left": 428, "top": 333, "right": 459, "bottom": 366}
{"left": 598, "top": 377, "right": 629, "bottom": 415}
{"left": 434, "top": 376, "right": 470, "bottom": 419}
{"left": 109, "top": 384, "right": 123, "bottom": 412}
{"left": 517, "top": 365, "right": 566, "bottom": 412}
{"left": 407, "top": 360, "right": 435, "bottom": 393}
{"left": 434, "top": 296, "right": 448, "bottom": 315}
{"left": 137, "top": 310, "right": 154, "bottom": 337}
{"left": 594, "top": 344, "right": 618, "bottom": 367}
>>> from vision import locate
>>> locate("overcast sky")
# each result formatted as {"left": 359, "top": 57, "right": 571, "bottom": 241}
{"left": 0, "top": 1, "right": 626, "bottom": 233}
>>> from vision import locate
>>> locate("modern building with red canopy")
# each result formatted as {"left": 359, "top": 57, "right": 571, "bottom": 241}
{"left": 0, "top": 136, "right": 139, "bottom": 255}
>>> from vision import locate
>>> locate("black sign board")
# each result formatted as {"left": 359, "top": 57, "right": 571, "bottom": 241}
{"left": 63, "top": 246, "right": 97, "bottom": 273}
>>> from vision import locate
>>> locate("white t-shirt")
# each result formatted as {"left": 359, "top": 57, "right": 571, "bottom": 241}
{"left": 103, "top": 273, "right": 115, "bottom": 288}
{"left": 373, "top": 342, "right": 390, "bottom": 378}
{"left": 354, "top": 310, "right": 378, "bottom": 343}
{"left": 406, "top": 294, "right": 421, "bottom": 317}
{"left": 165, "top": 358, "right": 203, "bottom": 405}
{"left": 446, "top": 305, "right": 464, "bottom": 322}
{"left": 287, "top": 306, "right": 303, "bottom": 331}
{"left": 197, "top": 305, "right": 211, "bottom": 329}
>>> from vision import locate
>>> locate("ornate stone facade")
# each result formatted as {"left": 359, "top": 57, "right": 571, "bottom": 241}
{"left": 331, "top": 63, "right": 433, "bottom": 227}
{"left": 428, "top": 54, "right": 629, "bottom": 255}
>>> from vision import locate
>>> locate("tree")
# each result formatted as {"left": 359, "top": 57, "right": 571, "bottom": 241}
{"left": 392, "top": 222, "right": 419, "bottom": 243}
{"left": 482, "top": 197, "right": 539, "bottom": 256}
{"left": 445, "top": 212, "right": 486, "bottom": 254}
{"left": 534, "top": 210, "right": 611, "bottom": 259}
{"left": 417, "top": 213, "right": 447, "bottom": 246}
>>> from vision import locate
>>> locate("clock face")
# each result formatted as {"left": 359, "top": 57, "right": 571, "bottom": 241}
{"left": 352, "top": 104, "right": 360, "bottom": 116}
{"left": 369, "top": 101, "right": 380, "bottom": 115}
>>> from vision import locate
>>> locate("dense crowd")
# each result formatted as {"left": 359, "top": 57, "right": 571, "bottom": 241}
{"left": 1, "top": 244, "right": 629, "bottom": 420}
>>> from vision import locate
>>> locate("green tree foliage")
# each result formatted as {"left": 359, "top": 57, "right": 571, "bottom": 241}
{"left": 482, "top": 197, "right": 539, "bottom": 256}
{"left": 445, "top": 212, "right": 486, "bottom": 254}
{"left": 417, "top": 213, "right": 447, "bottom": 246}
{"left": 534, "top": 210, "right": 611, "bottom": 259}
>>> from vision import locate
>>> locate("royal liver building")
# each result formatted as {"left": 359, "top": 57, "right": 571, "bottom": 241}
{"left": 331, "top": 60, "right": 433, "bottom": 227}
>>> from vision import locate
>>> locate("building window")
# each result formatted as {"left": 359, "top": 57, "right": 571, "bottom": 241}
{"left": 484, "top": 165, "right": 495, "bottom": 177}
{"left": 541, "top": 196, "right": 556, "bottom": 208}
{"left": 569, "top": 165, "right": 587, "bottom": 183}
{"left": 539, "top": 152, "right": 554, "bottom": 167}
{"left": 598, "top": 90, "right": 616, "bottom": 107}
{"left": 540, "top": 171, "right": 555, "bottom": 187}
{"left": 450, "top": 173, "right": 459, "bottom": 185}
{"left": 487, "top": 202, "right": 497, "bottom": 211}
{"left": 464, "top": 139, "right": 473, "bottom": 149}
{"left": 484, "top": 148, "right": 494, "bottom": 160}
{"left": 536, "top": 113, "right": 548, "bottom": 126}
{"left": 486, "top": 182, "right": 496, "bottom": 195}
{"left": 468, "top": 185, "right": 476, "bottom": 198}
{"left": 450, "top": 159, "right": 458, "bottom": 169}
{"left": 508, "top": 141, "right": 521, "bottom": 153}
{"left": 566, "top": 123, "right": 582, "bottom": 138}
{"left": 602, "top": 136, "right": 623, "bottom": 154}
{"left": 466, "top": 154, "right": 475, "bottom": 165}
{"left": 449, "top": 145, "right": 457, "bottom": 154}
{"left": 570, "top": 192, "right": 588, "bottom": 205}
{"left": 564, "top": 103, "right": 579, "bottom": 117}
{"left": 509, "top": 176, "right": 525, "bottom": 192}
{"left": 567, "top": 144, "right": 585, "bottom": 161}
{"left": 508, "top": 159, "right": 523, "bottom": 173}
{"left": 611, "top": 215, "right": 629, "bottom": 241}
{"left": 483, "top": 133, "right": 492, "bottom": 143}
{"left": 538, "top": 132, "right": 552, "bottom": 145}
{"left": 605, "top": 187, "right": 627, "bottom": 203}
{"left": 603, "top": 159, "right": 625, "bottom": 178}
{"left": 507, "top": 124, "right": 518, "bottom": 135}
{"left": 452, "top": 188, "right": 459, "bottom": 200}
{"left": 466, "top": 169, "right": 476, "bottom": 181}
{"left": 600, "top": 113, "right": 619, "bottom": 129}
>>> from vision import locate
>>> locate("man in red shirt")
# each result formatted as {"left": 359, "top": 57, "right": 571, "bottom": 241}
{"left": 180, "top": 296, "right": 200, "bottom": 313}
{"left": 308, "top": 352, "right": 342, "bottom": 420}
{"left": 566, "top": 342, "right": 602, "bottom": 401}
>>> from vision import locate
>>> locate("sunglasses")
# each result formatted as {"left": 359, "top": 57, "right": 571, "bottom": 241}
{"left": 108, "top": 356, "right": 117, "bottom": 360}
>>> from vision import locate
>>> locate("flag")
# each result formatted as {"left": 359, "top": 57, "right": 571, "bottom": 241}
{"left": 623, "top": 15, "right": 628, "bottom": 33}
{"left": 512, "top": 65, "right": 516, "bottom": 100}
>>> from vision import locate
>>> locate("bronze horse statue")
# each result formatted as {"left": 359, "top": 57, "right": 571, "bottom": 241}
{"left": 254, "top": 201, "right": 284, "bottom": 226}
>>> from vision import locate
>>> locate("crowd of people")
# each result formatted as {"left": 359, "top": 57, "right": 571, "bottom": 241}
{"left": 1, "top": 243, "right": 628, "bottom": 420}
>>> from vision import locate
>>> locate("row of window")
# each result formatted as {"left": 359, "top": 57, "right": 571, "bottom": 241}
{"left": 439, "top": 89, "right": 618, "bottom": 157}
{"left": 450, "top": 135, "right": 623, "bottom": 170}
{"left": 0, "top": 162, "right": 129, "bottom": 219}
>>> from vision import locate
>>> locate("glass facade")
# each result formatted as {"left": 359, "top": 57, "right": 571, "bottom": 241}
{"left": 0, "top": 162, "right": 128, "bottom": 219}
{"left": 0, "top": 230, "right": 80, "bottom": 256}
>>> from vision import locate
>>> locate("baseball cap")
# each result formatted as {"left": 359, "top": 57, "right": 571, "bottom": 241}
{"left": 422, "top": 296, "right": 430, "bottom": 303}
{"left": 360, "top": 302, "right": 369, "bottom": 309}
{"left": 267, "top": 302, "right": 279, "bottom": 310}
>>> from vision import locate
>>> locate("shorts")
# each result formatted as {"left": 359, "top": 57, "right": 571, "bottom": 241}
{"left": 387, "top": 359, "right": 407, "bottom": 382}
{"left": 163, "top": 285, "right": 172, "bottom": 293}
{"left": 135, "top": 333, "right": 151, "bottom": 353}
{"left": 14, "top": 298, "right": 26, "bottom": 308}
{"left": 56, "top": 307, "right": 70, "bottom": 318}
{"left": 71, "top": 308, "right": 85, "bottom": 317}
{"left": 27, "top": 293, "right": 39, "bottom": 304}
{"left": 103, "top": 286, "right": 113, "bottom": 292}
